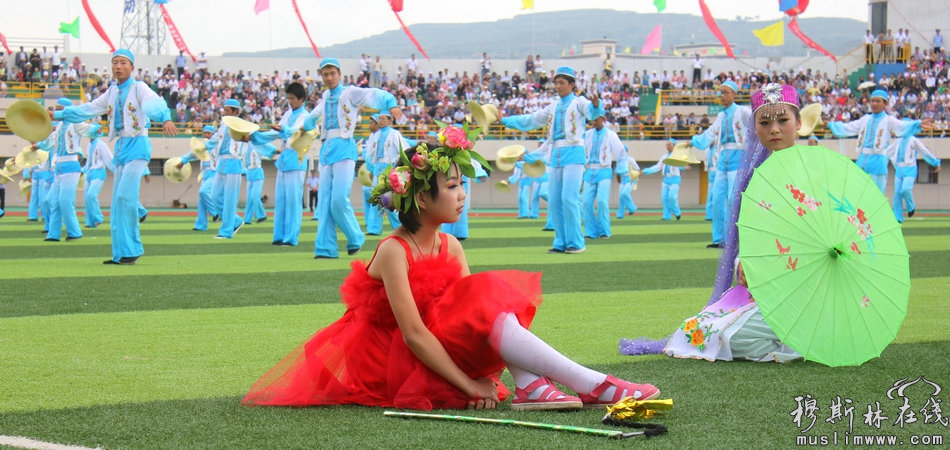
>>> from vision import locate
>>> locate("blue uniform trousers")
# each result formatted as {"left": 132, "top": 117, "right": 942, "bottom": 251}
{"left": 273, "top": 169, "right": 305, "bottom": 245}
{"left": 314, "top": 160, "right": 364, "bottom": 257}
{"left": 46, "top": 172, "right": 82, "bottom": 240}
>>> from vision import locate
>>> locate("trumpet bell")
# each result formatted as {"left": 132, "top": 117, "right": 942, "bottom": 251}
{"left": 798, "top": 103, "right": 824, "bottom": 137}
{"left": 5, "top": 100, "right": 53, "bottom": 142}
{"left": 164, "top": 157, "right": 192, "bottom": 183}
{"left": 662, "top": 143, "right": 701, "bottom": 167}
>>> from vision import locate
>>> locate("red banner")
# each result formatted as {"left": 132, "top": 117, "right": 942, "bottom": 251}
{"left": 82, "top": 0, "right": 116, "bottom": 53}
{"left": 392, "top": 11, "right": 429, "bottom": 60}
{"left": 698, "top": 0, "right": 735, "bottom": 59}
{"left": 788, "top": 17, "right": 836, "bottom": 61}
{"left": 159, "top": 5, "right": 196, "bottom": 62}
{"left": 292, "top": 0, "right": 320, "bottom": 59}
{"left": 389, "top": 0, "right": 403, "bottom": 12}
{"left": 0, "top": 32, "right": 11, "bottom": 54}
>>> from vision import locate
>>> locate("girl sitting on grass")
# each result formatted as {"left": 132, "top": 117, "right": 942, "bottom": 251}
{"left": 621, "top": 83, "right": 808, "bottom": 362}
{"left": 243, "top": 126, "right": 658, "bottom": 411}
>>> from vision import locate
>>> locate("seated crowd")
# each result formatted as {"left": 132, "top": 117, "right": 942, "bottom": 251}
{"left": 3, "top": 47, "right": 950, "bottom": 139}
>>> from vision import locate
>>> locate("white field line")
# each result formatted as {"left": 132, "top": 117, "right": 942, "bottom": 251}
{"left": 0, "top": 436, "right": 100, "bottom": 450}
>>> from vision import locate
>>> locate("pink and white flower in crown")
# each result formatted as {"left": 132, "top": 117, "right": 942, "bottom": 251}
{"left": 411, "top": 151, "right": 430, "bottom": 171}
{"left": 439, "top": 126, "right": 473, "bottom": 150}
{"left": 389, "top": 168, "right": 411, "bottom": 195}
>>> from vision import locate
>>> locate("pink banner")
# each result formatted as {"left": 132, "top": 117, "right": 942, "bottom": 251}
{"left": 82, "top": 0, "right": 116, "bottom": 53}
{"left": 291, "top": 0, "right": 320, "bottom": 58}
{"left": 159, "top": 5, "right": 196, "bottom": 62}
{"left": 640, "top": 24, "right": 662, "bottom": 55}
{"left": 254, "top": 0, "right": 270, "bottom": 15}
{"left": 0, "top": 32, "right": 11, "bottom": 54}
{"left": 698, "top": 0, "right": 735, "bottom": 59}
{"left": 392, "top": 11, "right": 429, "bottom": 60}
{"left": 788, "top": 17, "right": 836, "bottom": 61}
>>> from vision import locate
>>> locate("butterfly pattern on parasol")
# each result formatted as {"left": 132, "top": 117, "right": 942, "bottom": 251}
{"left": 737, "top": 145, "right": 910, "bottom": 367}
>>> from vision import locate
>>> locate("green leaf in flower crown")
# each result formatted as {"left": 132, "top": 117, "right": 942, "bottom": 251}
{"left": 469, "top": 149, "right": 492, "bottom": 172}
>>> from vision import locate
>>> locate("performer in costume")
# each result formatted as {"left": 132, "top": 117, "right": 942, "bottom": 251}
{"left": 210, "top": 99, "right": 249, "bottom": 240}
{"left": 54, "top": 48, "right": 178, "bottom": 265}
{"left": 364, "top": 112, "right": 406, "bottom": 235}
{"left": 691, "top": 81, "right": 751, "bottom": 248}
{"left": 620, "top": 84, "right": 810, "bottom": 362}
{"left": 180, "top": 125, "right": 218, "bottom": 231}
{"left": 499, "top": 66, "right": 603, "bottom": 254}
{"left": 81, "top": 123, "right": 114, "bottom": 228}
{"left": 302, "top": 58, "right": 402, "bottom": 258}
{"left": 827, "top": 89, "right": 931, "bottom": 193}
{"left": 38, "top": 98, "right": 90, "bottom": 242}
{"left": 35, "top": 123, "right": 56, "bottom": 231}
{"left": 615, "top": 144, "right": 640, "bottom": 219}
{"left": 509, "top": 161, "right": 531, "bottom": 219}
{"left": 886, "top": 129, "right": 941, "bottom": 222}
{"left": 641, "top": 140, "right": 683, "bottom": 221}
{"left": 243, "top": 139, "right": 270, "bottom": 225}
{"left": 703, "top": 140, "right": 718, "bottom": 220}
{"left": 441, "top": 158, "right": 488, "bottom": 241}
{"left": 242, "top": 130, "right": 659, "bottom": 411}
{"left": 362, "top": 116, "right": 382, "bottom": 234}
{"left": 582, "top": 114, "right": 627, "bottom": 239}
{"left": 253, "top": 82, "right": 309, "bottom": 247}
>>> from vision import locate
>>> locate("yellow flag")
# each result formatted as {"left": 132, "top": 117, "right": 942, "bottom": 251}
{"left": 753, "top": 20, "right": 784, "bottom": 47}
{"left": 522, "top": 0, "right": 534, "bottom": 9}
{"left": 624, "top": 46, "right": 631, "bottom": 53}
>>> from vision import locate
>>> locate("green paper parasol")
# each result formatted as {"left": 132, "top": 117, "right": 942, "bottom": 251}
{"left": 737, "top": 146, "right": 910, "bottom": 367}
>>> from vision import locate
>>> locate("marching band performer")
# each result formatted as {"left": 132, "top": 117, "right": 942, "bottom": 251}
{"left": 615, "top": 144, "right": 640, "bottom": 219}
{"left": 38, "top": 97, "right": 90, "bottom": 242}
{"left": 302, "top": 58, "right": 402, "bottom": 258}
{"left": 180, "top": 125, "right": 218, "bottom": 231}
{"left": 242, "top": 140, "right": 270, "bottom": 225}
{"left": 691, "top": 81, "right": 751, "bottom": 248}
{"left": 210, "top": 99, "right": 249, "bottom": 240}
{"left": 54, "top": 48, "right": 178, "bottom": 265}
{"left": 82, "top": 123, "right": 114, "bottom": 228}
{"left": 253, "top": 82, "right": 309, "bottom": 247}
{"left": 499, "top": 66, "right": 603, "bottom": 254}
{"left": 642, "top": 140, "right": 684, "bottom": 221}
{"left": 364, "top": 112, "right": 406, "bottom": 235}
{"left": 581, "top": 113, "right": 627, "bottom": 239}
{"left": 887, "top": 129, "right": 941, "bottom": 222}
{"left": 827, "top": 89, "right": 931, "bottom": 193}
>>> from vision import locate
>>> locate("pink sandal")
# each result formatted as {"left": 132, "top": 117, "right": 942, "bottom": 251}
{"left": 578, "top": 374, "right": 660, "bottom": 408}
{"left": 511, "top": 377, "right": 583, "bottom": 411}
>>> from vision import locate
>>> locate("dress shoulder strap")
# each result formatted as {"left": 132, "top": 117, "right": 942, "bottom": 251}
{"left": 367, "top": 236, "right": 415, "bottom": 269}
{"left": 438, "top": 232, "right": 449, "bottom": 256}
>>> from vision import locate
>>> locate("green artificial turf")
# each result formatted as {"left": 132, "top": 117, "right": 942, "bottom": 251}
{"left": 0, "top": 212, "right": 947, "bottom": 449}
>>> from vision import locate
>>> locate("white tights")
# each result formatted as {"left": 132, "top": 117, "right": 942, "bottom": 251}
{"left": 491, "top": 312, "right": 616, "bottom": 400}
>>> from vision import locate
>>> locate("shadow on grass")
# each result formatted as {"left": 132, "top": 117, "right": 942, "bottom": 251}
{"left": 1, "top": 342, "right": 946, "bottom": 450}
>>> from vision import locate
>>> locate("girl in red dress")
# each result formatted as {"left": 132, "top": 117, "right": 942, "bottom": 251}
{"left": 243, "top": 127, "right": 659, "bottom": 411}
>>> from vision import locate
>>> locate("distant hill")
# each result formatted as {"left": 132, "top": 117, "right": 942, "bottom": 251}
{"left": 224, "top": 9, "right": 866, "bottom": 59}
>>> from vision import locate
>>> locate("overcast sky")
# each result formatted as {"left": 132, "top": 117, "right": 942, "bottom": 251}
{"left": 1, "top": 0, "right": 870, "bottom": 56}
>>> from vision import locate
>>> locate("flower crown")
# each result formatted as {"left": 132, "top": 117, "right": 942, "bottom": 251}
{"left": 369, "top": 122, "right": 491, "bottom": 213}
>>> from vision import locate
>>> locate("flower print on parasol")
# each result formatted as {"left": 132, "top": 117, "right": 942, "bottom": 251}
{"left": 736, "top": 146, "right": 910, "bottom": 367}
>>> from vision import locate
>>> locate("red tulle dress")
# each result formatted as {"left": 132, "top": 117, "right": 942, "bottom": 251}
{"left": 242, "top": 234, "right": 542, "bottom": 410}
